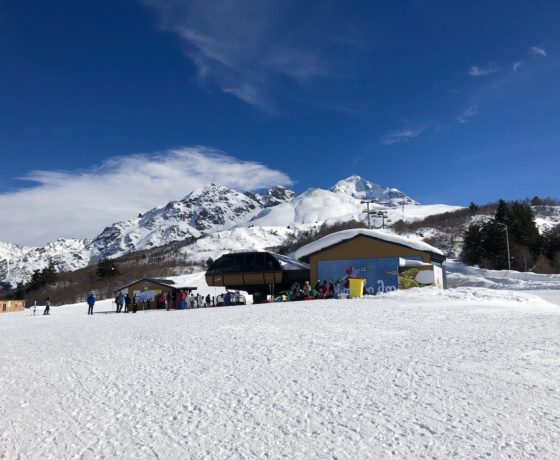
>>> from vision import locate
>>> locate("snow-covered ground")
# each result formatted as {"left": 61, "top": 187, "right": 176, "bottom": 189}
{"left": 447, "top": 259, "right": 560, "bottom": 291}
{"left": 2, "top": 279, "right": 560, "bottom": 458}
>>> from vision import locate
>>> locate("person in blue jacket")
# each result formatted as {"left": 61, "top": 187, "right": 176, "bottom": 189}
{"left": 87, "top": 293, "right": 95, "bottom": 315}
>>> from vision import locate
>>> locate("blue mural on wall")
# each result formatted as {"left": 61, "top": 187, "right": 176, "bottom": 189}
{"left": 317, "top": 256, "right": 422, "bottom": 295}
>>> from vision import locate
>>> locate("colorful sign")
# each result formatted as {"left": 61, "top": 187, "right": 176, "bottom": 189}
{"left": 317, "top": 257, "right": 421, "bottom": 295}
{"left": 134, "top": 289, "right": 161, "bottom": 302}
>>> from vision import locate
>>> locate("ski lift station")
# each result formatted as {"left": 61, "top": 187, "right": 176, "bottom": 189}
{"left": 205, "top": 251, "right": 310, "bottom": 303}
{"left": 293, "top": 228, "right": 447, "bottom": 295}
{"left": 113, "top": 278, "right": 197, "bottom": 302}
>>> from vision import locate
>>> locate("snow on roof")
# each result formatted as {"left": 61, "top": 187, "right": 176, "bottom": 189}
{"left": 399, "top": 258, "right": 433, "bottom": 267}
{"left": 294, "top": 228, "right": 444, "bottom": 260}
{"left": 114, "top": 278, "right": 198, "bottom": 292}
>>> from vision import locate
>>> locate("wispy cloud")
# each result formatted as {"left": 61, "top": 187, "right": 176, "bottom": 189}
{"left": 469, "top": 63, "right": 501, "bottom": 77}
{"left": 0, "top": 147, "right": 293, "bottom": 246}
{"left": 512, "top": 61, "right": 523, "bottom": 72}
{"left": 380, "top": 126, "right": 427, "bottom": 145}
{"left": 140, "top": 0, "right": 352, "bottom": 109}
{"left": 457, "top": 104, "right": 479, "bottom": 124}
{"left": 530, "top": 46, "right": 547, "bottom": 57}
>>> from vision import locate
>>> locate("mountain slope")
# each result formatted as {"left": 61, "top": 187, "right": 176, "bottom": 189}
{"left": 1, "top": 176, "right": 466, "bottom": 288}
{"left": 246, "top": 188, "right": 363, "bottom": 227}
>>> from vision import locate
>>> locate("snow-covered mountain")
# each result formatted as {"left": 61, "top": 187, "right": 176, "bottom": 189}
{"left": 245, "top": 186, "right": 296, "bottom": 208}
{"left": 87, "top": 183, "right": 268, "bottom": 260}
{"left": 0, "top": 183, "right": 297, "bottom": 286}
{"left": 0, "top": 239, "right": 92, "bottom": 288}
{"left": 0, "top": 176, "right": 459, "bottom": 287}
{"left": 329, "top": 175, "right": 418, "bottom": 205}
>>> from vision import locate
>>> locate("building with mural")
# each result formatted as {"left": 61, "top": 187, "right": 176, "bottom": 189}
{"left": 294, "top": 228, "right": 446, "bottom": 295}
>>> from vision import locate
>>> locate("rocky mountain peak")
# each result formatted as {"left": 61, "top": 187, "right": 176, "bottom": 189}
{"left": 330, "top": 175, "right": 418, "bottom": 205}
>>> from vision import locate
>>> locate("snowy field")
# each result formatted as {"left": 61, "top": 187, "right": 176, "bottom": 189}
{"left": 2, "top": 283, "right": 560, "bottom": 459}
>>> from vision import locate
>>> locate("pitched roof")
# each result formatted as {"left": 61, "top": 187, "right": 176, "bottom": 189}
{"left": 114, "top": 278, "right": 197, "bottom": 292}
{"left": 294, "top": 228, "right": 444, "bottom": 260}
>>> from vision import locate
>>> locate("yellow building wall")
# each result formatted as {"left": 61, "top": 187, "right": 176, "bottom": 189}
{"left": 308, "top": 235, "right": 430, "bottom": 282}
{"left": 0, "top": 300, "right": 26, "bottom": 313}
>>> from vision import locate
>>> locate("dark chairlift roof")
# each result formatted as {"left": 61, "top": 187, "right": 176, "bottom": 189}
{"left": 206, "top": 251, "right": 309, "bottom": 275}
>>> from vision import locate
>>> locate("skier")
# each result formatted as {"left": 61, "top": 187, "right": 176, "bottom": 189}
{"left": 132, "top": 294, "right": 138, "bottom": 313}
{"left": 87, "top": 293, "right": 95, "bottom": 315}
{"left": 124, "top": 293, "right": 131, "bottom": 313}
{"left": 43, "top": 297, "right": 51, "bottom": 315}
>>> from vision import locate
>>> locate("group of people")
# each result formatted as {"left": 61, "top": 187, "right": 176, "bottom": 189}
{"left": 111, "top": 290, "right": 215, "bottom": 312}
{"left": 114, "top": 292, "right": 134, "bottom": 313}
{"left": 43, "top": 290, "right": 234, "bottom": 317}
{"left": 274, "top": 280, "right": 336, "bottom": 302}
{"left": 222, "top": 291, "right": 243, "bottom": 306}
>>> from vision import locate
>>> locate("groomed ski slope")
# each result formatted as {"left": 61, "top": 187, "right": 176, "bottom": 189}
{"left": 1, "top": 287, "right": 560, "bottom": 459}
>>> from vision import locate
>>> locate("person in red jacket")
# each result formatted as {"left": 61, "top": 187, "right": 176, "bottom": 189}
{"left": 178, "top": 290, "right": 186, "bottom": 310}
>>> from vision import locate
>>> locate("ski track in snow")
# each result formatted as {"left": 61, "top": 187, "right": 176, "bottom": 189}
{"left": 1, "top": 291, "right": 560, "bottom": 459}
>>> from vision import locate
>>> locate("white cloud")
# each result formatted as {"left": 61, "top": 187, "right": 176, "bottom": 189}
{"left": 457, "top": 104, "right": 479, "bottom": 124}
{"left": 140, "top": 0, "right": 344, "bottom": 109}
{"left": 468, "top": 63, "right": 501, "bottom": 77}
{"left": 0, "top": 147, "right": 293, "bottom": 246}
{"left": 530, "top": 46, "right": 547, "bottom": 57}
{"left": 512, "top": 61, "right": 523, "bottom": 72}
{"left": 380, "top": 126, "right": 426, "bottom": 145}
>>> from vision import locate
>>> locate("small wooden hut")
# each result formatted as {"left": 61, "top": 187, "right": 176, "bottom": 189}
{"left": 0, "top": 300, "right": 26, "bottom": 313}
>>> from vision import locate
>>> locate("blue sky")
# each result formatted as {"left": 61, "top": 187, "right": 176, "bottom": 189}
{"left": 1, "top": 1, "right": 559, "bottom": 245}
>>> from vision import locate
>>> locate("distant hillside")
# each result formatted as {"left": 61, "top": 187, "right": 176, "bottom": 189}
{"left": 392, "top": 199, "right": 560, "bottom": 262}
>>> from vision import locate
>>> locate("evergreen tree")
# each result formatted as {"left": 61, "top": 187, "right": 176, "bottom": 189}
{"left": 41, "top": 260, "right": 58, "bottom": 285}
{"left": 462, "top": 200, "right": 543, "bottom": 271}
{"left": 530, "top": 196, "right": 543, "bottom": 206}
{"left": 509, "top": 202, "right": 540, "bottom": 248}
{"left": 461, "top": 223, "right": 484, "bottom": 266}
{"left": 542, "top": 224, "right": 560, "bottom": 262}
{"left": 13, "top": 281, "right": 25, "bottom": 299}
{"left": 96, "top": 258, "right": 119, "bottom": 278}
{"left": 480, "top": 219, "right": 508, "bottom": 269}
{"left": 25, "top": 260, "right": 58, "bottom": 292}
{"left": 468, "top": 202, "right": 480, "bottom": 215}
{"left": 494, "top": 199, "right": 510, "bottom": 223}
